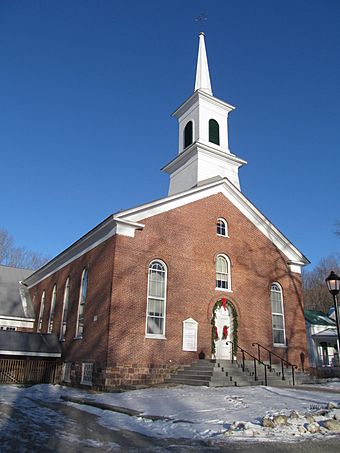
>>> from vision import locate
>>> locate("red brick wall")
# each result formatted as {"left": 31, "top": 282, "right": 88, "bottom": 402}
{"left": 29, "top": 236, "right": 116, "bottom": 369}
{"left": 29, "top": 192, "right": 308, "bottom": 388}
{"left": 107, "top": 193, "right": 308, "bottom": 371}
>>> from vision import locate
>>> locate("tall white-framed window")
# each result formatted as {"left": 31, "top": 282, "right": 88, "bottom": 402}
{"left": 75, "top": 268, "right": 88, "bottom": 339}
{"left": 60, "top": 277, "right": 70, "bottom": 341}
{"left": 216, "top": 218, "right": 228, "bottom": 237}
{"left": 81, "top": 362, "right": 93, "bottom": 386}
{"left": 146, "top": 260, "right": 167, "bottom": 338}
{"left": 37, "top": 290, "right": 46, "bottom": 333}
{"left": 47, "top": 285, "right": 57, "bottom": 334}
{"left": 270, "top": 283, "right": 286, "bottom": 346}
{"left": 216, "top": 254, "right": 231, "bottom": 291}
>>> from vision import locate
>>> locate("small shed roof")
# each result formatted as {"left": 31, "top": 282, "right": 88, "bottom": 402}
{"left": 0, "top": 331, "right": 61, "bottom": 357}
{"left": 304, "top": 309, "right": 336, "bottom": 326}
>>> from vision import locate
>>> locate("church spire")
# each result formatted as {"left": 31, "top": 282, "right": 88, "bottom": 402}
{"left": 194, "top": 32, "right": 212, "bottom": 95}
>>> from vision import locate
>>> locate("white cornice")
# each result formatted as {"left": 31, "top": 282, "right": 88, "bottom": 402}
{"left": 172, "top": 90, "right": 235, "bottom": 119}
{"left": 162, "top": 141, "right": 247, "bottom": 174}
{"left": 0, "top": 350, "right": 61, "bottom": 357}
{"left": 23, "top": 217, "right": 144, "bottom": 288}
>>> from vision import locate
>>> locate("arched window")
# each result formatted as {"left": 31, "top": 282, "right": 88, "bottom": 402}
{"left": 184, "top": 121, "right": 193, "bottom": 149}
{"left": 216, "top": 218, "right": 228, "bottom": 237}
{"left": 76, "top": 268, "right": 88, "bottom": 338}
{"left": 60, "top": 277, "right": 70, "bottom": 341}
{"left": 146, "top": 260, "right": 167, "bottom": 337}
{"left": 37, "top": 290, "right": 45, "bottom": 333}
{"left": 270, "top": 283, "right": 286, "bottom": 346}
{"left": 216, "top": 254, "right": 231, "bottom": 290}
{"left": 209, "top": 119, "right": 220, "bottom": 145}
{"left": 47, "top": 285, "right": 57, "bottom": 334}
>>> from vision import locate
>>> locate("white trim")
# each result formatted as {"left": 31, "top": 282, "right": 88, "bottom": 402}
{"left": 59, "top": 277, "right": 70, "bottom": 341}
{"left": 47, "top": 284, "right": 57, "bottom": 334}
{"left": 113, "top": 219, "right": 144, "bottom": 238}
{"left": 24, "top": 217, "right": 144, "bottom": 288}
{"left": 23, "top": 177, "right": 309, "bottom": 289}
{"left": 270, "top": 282, "right": 286, "bottom": 347}
{"left": 75, "top": 268, "right": 88, "bottom": 339}
{"left": 0, "top": 315, "right": 35, "bottom": 322}
{"left": 162, "top": 141, "right": 246, "bottom": 174}
{"left": 172, "top": 90, "right": 235, "bottom": 119}
{"left": 116, "top": 178, "right": 308, "bottom": 270}
{"left": 145, "top": 259, "right": 167, "bottom": 338}
{"left": 0, "top": 350, "right": 61, "bottom": 357}
{"left": 216, "top": 254, "right": 232, "bottom": 291}
{"left": 37, "top": 291, "right": 45, "bottom": 333}
{"left": 216, "top": 217, "right": 228, "bottom": 237}
{"left": 145, "top": 334, "right": 167, "bottom": 340}
{"left": 0, "top": 318, "right": 34, "bottom": 328}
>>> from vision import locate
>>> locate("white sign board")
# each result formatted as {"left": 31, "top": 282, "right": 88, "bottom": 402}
{"left": 182, "top": 318, "right": 198, "bottom": 352}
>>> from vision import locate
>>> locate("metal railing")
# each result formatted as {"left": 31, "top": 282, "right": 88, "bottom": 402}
{"left": 252, "top": 342, "right": 297, "bottom": 385}
{"left": 227, "top": 341, "right": 268, "bottom": 386}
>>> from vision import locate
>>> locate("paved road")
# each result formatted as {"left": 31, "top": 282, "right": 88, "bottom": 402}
{"left": 0, "top": 396, "right": 339, "bottom": 452}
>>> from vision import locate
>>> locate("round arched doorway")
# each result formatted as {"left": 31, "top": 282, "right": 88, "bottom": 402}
{"left": 211, "top": 298, "right": 238, "bottom": 360}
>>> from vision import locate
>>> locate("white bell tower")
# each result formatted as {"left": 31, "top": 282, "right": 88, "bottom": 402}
{"left": 162, "top": 33, "right": 246, "bottom": 195}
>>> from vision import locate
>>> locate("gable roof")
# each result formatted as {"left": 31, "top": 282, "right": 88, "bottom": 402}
{"left": 0, "top": 265, "right": 35, "bottom": 319}
{"left": 24, "top": 177, "right": 309, "bottom": 287}
{"left": 115, "top": 177, "right": 309, "bottom": 266}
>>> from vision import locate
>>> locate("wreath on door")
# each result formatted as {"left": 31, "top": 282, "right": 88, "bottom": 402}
{"left": 211, "top": 298, "right": 238, "bottom": 355}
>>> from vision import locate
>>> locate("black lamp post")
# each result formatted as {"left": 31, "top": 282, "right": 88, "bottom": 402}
{"left": 325, "top": 271, "right": 340, "bottom": 362}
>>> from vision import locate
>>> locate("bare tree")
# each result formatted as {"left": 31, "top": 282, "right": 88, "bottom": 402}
{"left": 335, "top": 220, "right": 340, "bottom": 239}
{"left": 0, "top": 228, "right": 48, "bottom": 270}
{"left": 303, "top": 254, "right": 340, "bottom": 313}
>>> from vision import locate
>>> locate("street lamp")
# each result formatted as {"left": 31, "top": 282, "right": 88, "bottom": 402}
{"left": 325, "top": 271, "right": 340, "bottom": 364}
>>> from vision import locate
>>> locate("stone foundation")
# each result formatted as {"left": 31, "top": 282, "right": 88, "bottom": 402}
{"left": 103, "top": 363, "right": 179, "bottom": 388}
{"left": 62, "top": 361, "right": 180, "bottom": 390}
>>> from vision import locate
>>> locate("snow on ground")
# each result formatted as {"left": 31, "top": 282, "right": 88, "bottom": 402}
{"left": 1, "top": 382, "right": 340, "bottom": 444}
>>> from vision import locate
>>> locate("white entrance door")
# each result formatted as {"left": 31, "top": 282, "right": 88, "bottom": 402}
{"left": 214, "top": 305, "right": 233, "bottom": 360}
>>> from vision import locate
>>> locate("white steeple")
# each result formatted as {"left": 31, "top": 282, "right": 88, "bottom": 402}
{"left": 194, "top": 32, "right": 212, "bottom": 95}
{"left": 162, "top": 34, "right": 247, "bottom": 195}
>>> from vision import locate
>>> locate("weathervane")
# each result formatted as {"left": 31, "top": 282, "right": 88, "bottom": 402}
{"left": 194, "top": 11, "right": 208, "bottom": 32}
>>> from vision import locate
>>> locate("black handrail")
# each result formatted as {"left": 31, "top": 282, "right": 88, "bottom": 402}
{"left": 226, "top": 341, "right": 267, "bottom": 386}
{"left": 252, "top": 342, "right": 297, "bottom": 385}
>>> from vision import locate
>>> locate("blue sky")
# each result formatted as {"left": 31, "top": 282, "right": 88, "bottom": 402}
{"left": 0, "top": 0, "right": 339, "bottom": 269}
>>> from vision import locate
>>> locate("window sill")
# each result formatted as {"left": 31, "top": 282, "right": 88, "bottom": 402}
{"left": 145, "top": 334, "right": 167, "bottom": 340}
{"left": 273, "top": 344, "right": 287, "bottom": 348}
{"left": 80, "top": 381, "right": 92, "bottom": 386}
{"left": 216, "top": 234, "right": 229, "bottom": 238}
{"left": 215, "top": 288, "right": 233, "bottom": 293}
{"left": 74, "top": 336, "right": 83, "bottom": 340}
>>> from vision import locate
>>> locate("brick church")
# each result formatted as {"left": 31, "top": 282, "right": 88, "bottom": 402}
{"left": 23, "top": 33, "right": 309, "bottom": 388}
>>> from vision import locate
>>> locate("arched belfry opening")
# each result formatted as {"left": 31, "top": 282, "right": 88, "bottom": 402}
{"left": 209, "top": 119, "right": 220, "bottom": 145}
{"left": 184, "top": 121, "right": 193, "bottom": 149}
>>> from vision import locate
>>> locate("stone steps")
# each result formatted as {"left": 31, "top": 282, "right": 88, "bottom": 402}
{"left": 165, "top": 359, "right": 316, "bottom": 387}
